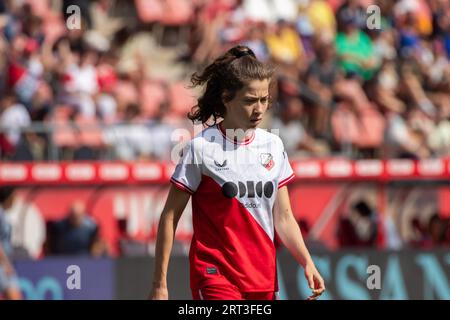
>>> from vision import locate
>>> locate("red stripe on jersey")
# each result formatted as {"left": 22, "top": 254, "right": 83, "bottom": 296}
{"left": 170, "top": 177, "right": 194, "bottom": 194}
{"left": 278, "top": 173, "right": 295, "bottom": 189}
{"left": 189, "top": 175, "right": 277, "bottom": 292}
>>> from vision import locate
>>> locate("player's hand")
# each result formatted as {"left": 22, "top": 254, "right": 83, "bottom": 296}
{"left": 304, "top": 263, "right": 325, "bottom": 300}
{"left": 150, "top": 286, "right": 169, "bottom": 300}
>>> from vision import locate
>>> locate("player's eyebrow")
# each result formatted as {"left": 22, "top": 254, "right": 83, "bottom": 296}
{"left": 244, "top": 95, "right": 269, "bottom": 99}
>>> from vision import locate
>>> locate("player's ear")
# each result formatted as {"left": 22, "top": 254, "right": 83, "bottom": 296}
{"left": 221, "top": 90, "right": 232, "bottom": 109}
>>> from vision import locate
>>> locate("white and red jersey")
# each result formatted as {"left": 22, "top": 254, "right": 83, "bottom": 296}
{"left": 170, "top": 122, "right": 295, "bottom": 292}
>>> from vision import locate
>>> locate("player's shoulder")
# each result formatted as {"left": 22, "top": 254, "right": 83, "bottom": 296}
{"left": 184, "top": 123, "right": 219, "bottom": 150}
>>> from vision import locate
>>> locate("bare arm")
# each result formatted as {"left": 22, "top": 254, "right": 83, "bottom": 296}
{"left": 274, "top": 186, "right": 325, "bottom": 299}
{"left": 150, "top": 185, "right": 191, "bottom": 299}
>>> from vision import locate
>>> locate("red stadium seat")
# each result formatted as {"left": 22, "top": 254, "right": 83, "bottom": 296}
{"left": 331, "top": 103, "right": 385, "bottom": 148}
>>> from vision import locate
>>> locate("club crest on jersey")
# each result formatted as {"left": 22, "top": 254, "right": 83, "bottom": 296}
{"left": 260, "top": 153, "right": 274, "bottom": 170}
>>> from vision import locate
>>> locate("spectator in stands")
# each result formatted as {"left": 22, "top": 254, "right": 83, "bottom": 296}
{"left": 304, "top": 33, "right": 338, "bottom": 138}
{"left": 243, "top": 23, "right": 270, "bottom": 63}
{"left": 364, "top": 62, "right": 430, "bottom": 159}
{"left": 337, "top": 200, "right": 378, "bottom": 247}
{"left": 0, "top": 0, "right": 448, "bottom": 162}
{"left": 271, "top": 93, "right": 328, "bottom": 158}
{"left": 6, "top": 34, "right": 43, "bottom": 109}
{"left": 47, "top": 200, "right": 108, "bottom": 256}
{"left": 0, "top": 93, "right": 31, "bottom": 150}
{"left": 331, "top": 76, "right": 385, "bottom": 157}
{"left": 428, "top": 213, "right": 449, "bottom": 247}
{"left": 410, "top": 213, "right": 450, "bottom": 248}
{"left": 266, "top": 19, "right": 305, "bottom": 75}
{"left": 0, "top": 92, "right": 47, "bottom": 161}
{"left": 191, "top": 0, "right": 233, "bottom": 65}
{"left": 96, "top": 52, "right": 119, "bottom": 122}
{"left": 103, "top": 103, "right": 151, "bottom": 160}
{"left": 336, "top": 0, "right": 367, "bottom": 32}
{"left": 0, "top": 186, "right": 22, "bottom": 300}
{"left": 428, "top": 98, "right": 450, "bottom": 156}
{"left": 59, "top": 45, "right": 99, "bottom": 117}
{"left": 335, "top": 7, "right": 379, "bottom": 81}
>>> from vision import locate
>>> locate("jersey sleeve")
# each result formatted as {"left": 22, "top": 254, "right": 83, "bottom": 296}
{"left": 277, "top": 140, "right": 295, "bottom": 189}
{"left": 170, "top": 140, "right": 202, "bottom": 195}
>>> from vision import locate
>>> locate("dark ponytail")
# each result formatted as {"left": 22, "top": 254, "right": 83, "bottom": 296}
{"left": 188, "top": 45, "right": 275, "bottom": 125}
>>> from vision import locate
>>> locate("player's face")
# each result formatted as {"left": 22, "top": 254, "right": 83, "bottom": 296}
{"left": 223, "top": 79, "right": 270, "bottom": 131}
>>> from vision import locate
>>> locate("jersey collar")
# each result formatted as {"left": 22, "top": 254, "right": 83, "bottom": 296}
{"left": 217, "top": 122, "right": 256, "bottom": 145}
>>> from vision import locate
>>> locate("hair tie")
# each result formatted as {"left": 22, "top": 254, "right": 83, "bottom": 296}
{"left": 235, "top": 50, "right": 251, "bottom": 58}
{"left": 231, "top": 46, "right": 255, "bottom": 59}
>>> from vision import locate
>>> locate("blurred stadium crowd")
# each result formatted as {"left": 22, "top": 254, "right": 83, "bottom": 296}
{"left": 0, "top": 0, "right": 448, "bottom": 161}
{"left": 1, "top": 2, "right": 450, "bottom": 303}
{"left": 0, "top": 0, "right": 449, "bottom": 262}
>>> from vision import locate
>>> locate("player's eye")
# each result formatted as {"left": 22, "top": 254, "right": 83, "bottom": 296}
{"left": 244, "top": 99, "right": 257, "bottom": 105}
{"left": 244, "top": 97, "right": 269, "bottom": 105}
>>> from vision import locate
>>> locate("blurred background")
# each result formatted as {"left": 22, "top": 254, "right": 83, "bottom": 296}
{"left": 0, "top": 0, "right": 449, "bottom": 300}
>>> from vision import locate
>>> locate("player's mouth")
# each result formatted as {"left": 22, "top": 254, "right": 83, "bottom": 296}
{"left": 250, "top": 118, "right": 262, "bottom": 124}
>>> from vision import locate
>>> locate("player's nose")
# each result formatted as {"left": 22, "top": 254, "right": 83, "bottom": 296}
{"left": 254, "top": 100, "right": 265, "bottom": 113}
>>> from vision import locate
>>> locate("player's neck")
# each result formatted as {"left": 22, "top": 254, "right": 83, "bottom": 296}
{"left": 219, "top": 120, "right": 254, "bottom": 143}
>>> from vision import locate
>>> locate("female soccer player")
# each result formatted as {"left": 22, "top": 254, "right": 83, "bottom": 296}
{"left": 151, "top": 45, "right": 325, "bottom": 300}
